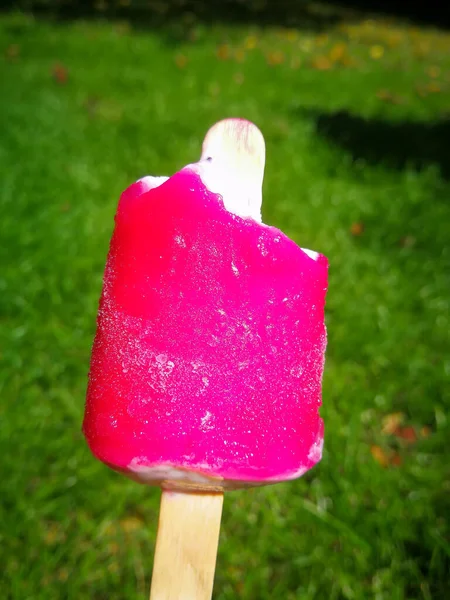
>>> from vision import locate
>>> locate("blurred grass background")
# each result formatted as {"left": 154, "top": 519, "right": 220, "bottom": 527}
{"left": 0, "top": 1, "right": 449, "bottom": 598}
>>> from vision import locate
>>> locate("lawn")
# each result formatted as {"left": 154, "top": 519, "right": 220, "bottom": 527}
{"left": 0, "top": 5, "right": 449, "bottom": 599}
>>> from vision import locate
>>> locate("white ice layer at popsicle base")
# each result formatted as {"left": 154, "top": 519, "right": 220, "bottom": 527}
{"left": 127, "top": 458, "right": 318, "bottom": 490}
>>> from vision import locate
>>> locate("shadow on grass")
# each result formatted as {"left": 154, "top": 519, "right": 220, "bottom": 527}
{"left": 310, "top": 110, "right": 450, "bottom": 181}
{"left": 2, "top": 1, "right": 344, "bottom": 33}
{"left": 4, "top": 0, "right": 450, "bottom": 34}
{"left": 329, "top": 0, "right": 450, "bottom": 28}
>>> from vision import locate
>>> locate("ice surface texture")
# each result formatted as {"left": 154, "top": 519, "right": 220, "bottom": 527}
{"left": 83, "top": 169, "right": 328, "bottom": 489}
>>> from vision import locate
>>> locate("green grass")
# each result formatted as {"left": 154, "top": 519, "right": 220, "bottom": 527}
{"left": 1, "top": 7, "right": 449, "bottom": 599}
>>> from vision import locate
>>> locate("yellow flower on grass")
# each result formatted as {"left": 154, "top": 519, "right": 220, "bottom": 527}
{"left": 299, "top": 38, "right": 313, "bottom": 52}
{"left": 370, "top": 45, "right": 384, "bottom": 59}
{"left": 286, "top": 29, "right": 298, "bottom": 42}
{"left": 217, "top": 44, "right": 230, "bottom": 60}
{"left": 416, "top": 82, "right": 442, "bottom": 96}
{"left": 382, "top": 412, "right": 404, "bottom": 435}
{"left": 315, "top": 34, "right": 329, "bottom": 46}
{"left": 427, "top": 66, "right": 440, "bottom": 78}
{"left": 266, "top": 50, "right": 285, "bottom": 66}
{"left": 387, "top": 32, "right": 403, "bottom": 48}
{"left": 108, "top": 562, "right": 119, "bottom": 574}
{"left": 108, "top": 541, "right": 120, "bottom": 555}
{"left": 426, "top": 82, "right": 441, "bottom": 93}
{"left": 120, "top": 516, "right": 143, "bottom": 533}
{"left": 311, "top": 55, "right": 332, "bottom": 70}
{"left": 58, "top": 568, "right": 69, "bottom": 582}
{"left": 376, "top": 89, "right": 404, "bottom": 104}
{"left": 234, "top": 49, "right": 246, "bottom": 63}
{"left": 329, "top": 43, "right": 346, "bottom": 63}
{"left": 44, "top": 521, "right": 66, "bottom": 546}
{"left": 245, "top": 35, "right": 257, "bottom": 50}
{"left": 414, "top": 42, "right": 430, "bottom": 57}
{"left": 175, "top": 54, "right": 188, "bottom": 69}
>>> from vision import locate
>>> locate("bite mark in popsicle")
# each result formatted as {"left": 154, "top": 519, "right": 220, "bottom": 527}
{"left": 83, "top": 118, "right": 328, "bottom": 492}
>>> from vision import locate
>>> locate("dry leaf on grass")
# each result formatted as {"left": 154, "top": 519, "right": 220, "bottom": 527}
{"left": 52, "top": 63, "right": 68, "bottom": 85}
{"left": 350, "top": 222, "right": 364, "bottom": 236}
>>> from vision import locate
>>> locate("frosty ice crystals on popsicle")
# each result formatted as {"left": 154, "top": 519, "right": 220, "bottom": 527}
{"left": 83, "top": 119, "right": 328, "bottom": 491}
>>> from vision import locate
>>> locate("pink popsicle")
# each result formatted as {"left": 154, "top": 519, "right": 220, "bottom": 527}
{"left": 83, "top": 119, "right": 328, "bottom": 491}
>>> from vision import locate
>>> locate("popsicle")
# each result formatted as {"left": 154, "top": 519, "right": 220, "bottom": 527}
{"left": 83, "top": 119, "right": 328, "bottom": 599}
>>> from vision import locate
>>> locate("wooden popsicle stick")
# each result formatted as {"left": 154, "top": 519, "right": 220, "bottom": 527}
{"left": 149, "top": 120, "right": 263, "bottom": 600}
{"left": 150, "top": 490, "right": 224, "bottom": 600}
